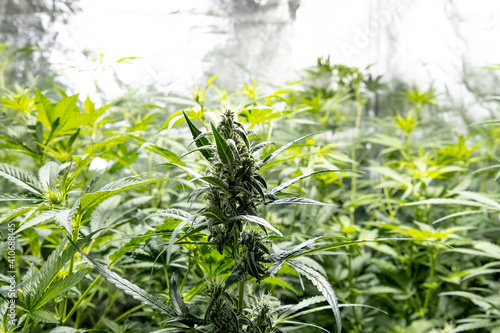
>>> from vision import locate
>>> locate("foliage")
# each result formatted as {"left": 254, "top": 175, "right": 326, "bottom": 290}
{"left": 0, "top": 57, "right": 499, "bottom": 333}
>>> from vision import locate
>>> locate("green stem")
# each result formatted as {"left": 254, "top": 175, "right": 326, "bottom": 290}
{"left": 180, "top": 256, "right": 192, "bottom": 294}
{"left": 114, "top": 304, "right": 143, "bottom": 322}
{"left": 350, "top": 88, "right": 364, "bottom": 225}
{"left": 64, "top": 253, "right": 119, "bottom": 324}
{"left": 422, "top": 250, "right": 436, "bottom": 316}
{"left": 163, "top": 264, "right": 170, "bottom": 290}
{"left": 61, "top": 215, "right": 81, "bottom": 320}
{"left": 21, "top": 317, "right": 30, "bottom": 333}
{"left": 347, "top": 254, "right": 360, "bottom": 327}
{"left": 238, "top": 280, "right": 245, "bottom": 313}
{"left": 63, "top": 275, "right": 102, "bottom": 324}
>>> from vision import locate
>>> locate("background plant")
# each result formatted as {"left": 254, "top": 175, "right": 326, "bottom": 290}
{"left": 0, "top": 57, "right": 499, "bottom": 333}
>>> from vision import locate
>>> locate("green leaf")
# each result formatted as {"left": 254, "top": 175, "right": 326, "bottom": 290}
{"left": 277, "top": 320, "right": 329, "bottom": 333}
{"left": 266, "top": 197, "right": 335, "bottom": 206}
{"left": 0, "top": 163, "right": 43, "bottom": 195}
{"left": 144, "top": 143, "right": 185, "bottom": 165}
{"left": 167, "top": 219, "right": 192, "bottom": 264}
{"left": 109, "top": 218, "right": 180, "bottom": 262}
{"left": 21, "top": 237, "right": 90, "bottom": 310}
{"left": 367, "top": 166, "right": 411, "bottom": 187}
{"left": 0, "top": 193, "right": 40, "bottom": 201}
{"left": 211, "top": 123, "right": 233, "bottom": 165}
{"left": 38, "top": 161, "right": 60, "bottom": 191}
{"left": 230, "top": 215, "right": 282, "bottom": 237}
{"left": 79, "top": 176, "right": 168, "bottom": 214}
{"left": 455, "top": 191, "right": 500, "bottom": 209}
{"left": 258, "top": 276, "right": 296, "bottom": 293}
{"left": 16, "top": 209, "right": 60, "bottom": 234}
{"left": 157, "top": 163, "right": 205, "bottom": 180}
{"left": 258, "top": 132, "right": 320, "bottom": 168}
{"left": 287, "top": 261, "right": 341, "bottom": 333}
{"left": 404, "top": 198, "right": 488, "bottom": 208}
{"left": 269, "top": 169, "right": 354, "bottom": 195}
{"left": 0, "top": 206, "right": 37, "bottom": 224}
{"left": 31, "top": 308, "right": 59, "bottom": 324}
{"left": 433, "top": 210, "right": 484, "bottom": 224}
{"left": 250, "top": 141, "right": 274, "bottom": 154}
{"left": 117, "top": 56, "right": 141, "bottom": 62}
{"left": 198, "top": 177, "right": 228, "bottom": 189}
{"left": 152, "top": 209, "right": 192, "bottom": 221}
{"left": 34, "top": 90, "right": 53, "bottom": 129}
{"left": 53, "top": 208, "right": 76, "bottom": 234}
{"left": 182, "top": 111, "right": 213, "bottom": 160}
{"left": 70, "top": 239, "right": 173, "bottom": 316}
{"left": 83, "top": 135, "right": 132, "bottom": 155}
{"left": 51, "top": 94, "right": 79, "bottom": 126}
{"left": 35, "top": 268, "right": 91, "bottom": 309}
{"left": 201, "top": 207, "right": 226, "bottom": 224}
{"left": 169, "top": 274, "right": 186, "bottom": 315}
{"left": 288, "top": 237, "right": 412, "bottom": 259}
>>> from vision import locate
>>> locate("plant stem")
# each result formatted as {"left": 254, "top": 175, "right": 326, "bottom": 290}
{"left": 63, "top": 275, "right": 102, "bottom": 324}
{"left": 350, "top": 88, "right": 364, "bottom": 225}
{"left": 422, "top": 249, "right": 437, "bottom": 316}
{"left": 114, "top": 304, "right": 143, "bottom": 322}
{"left": 238, "top": 280, "right": 245, "bottom": 313}
{"left": 21, "top": 317, "right": 30, "bottom": 333}
{"left": 61, "top": 215, "right": 81, "bottom": 320}
{"left": 163, "top": 264, "right": 170, "bottom": 290}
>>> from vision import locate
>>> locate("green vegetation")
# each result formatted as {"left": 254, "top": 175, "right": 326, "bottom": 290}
{"left": 1, "top": 53, "right": 500, "bottom": 332}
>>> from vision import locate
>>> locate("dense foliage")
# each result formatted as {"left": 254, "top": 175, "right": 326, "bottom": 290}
{"left": 1, "top": 55, "right": 500, "bottom": 333}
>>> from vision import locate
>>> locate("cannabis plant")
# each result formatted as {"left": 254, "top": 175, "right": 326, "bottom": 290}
{"left": 70, "top": 105, "right": 364, "bottom": 333}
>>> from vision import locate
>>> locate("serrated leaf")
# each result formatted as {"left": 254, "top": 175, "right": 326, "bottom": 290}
{"left": 226, "top": 139, "right": 240, "bottom": 161}
{"left": 250, "top": 141, "right": 275, "bottom": 154}
{"left": 109, "top": 218, "right": 180, "bottom": 262}
{"left": 35, "top": 268, "right": 91, "bottom": 309}
{"left": 51, "top": 94, "right": 79, "bottom": 126}
{"left": 0, "top": 206, "right": 37, "bottom": 224}
{"left": 144, "top": 143, "right": 185, "bottom": 166}
{"left": 70, "top": 239, "right": 173, "bottom": 316}
{"left": 197, "top": 176, "right": 228, "bottom": 189}
{"left": 34, "top": 90, "right": 53, "bottom": 129}
{"left": 0, "top": 193, "right": 40, "bottom": 201}
{"left": 277, "top": 320, "right": 330, "bottom": 333}
{"left": 276, "top": 295, "right": 326, "bottom": 320}
{"left": 455, "top": 191, "right": 500, "bottom": 209}
{"left": 38, "top": 161, "right": 60, "bottom": 190}
{"left": 167, "top": 218, "right": 192, "bottom": 264}
{"left": 53, "top": 208, "right": 75, "bottom": 234}
{"left": 433, "top": 210, "right": 484, "bottom": 224}
{"left": 79, "top": 176, "right": 168, "bottom": 214}
{"left": 201, "top": 207, "right": 226, "bottom": 224}
{"left": 182, "top": 111, "right": 213, "bottom": 160}
{"left": 258, "top": 132, "right": 320, "bottom": 168}
{"left": 367, "top": 166, "right": 411, "bottom": 187}
{"left": 152, "top": 209, "right": 192, "bottom": 221}
{"left": 287, "top": 261, "right": 341, "bottom": 333}
{"left": 21, "top": 237, "right": 89, "bottom": 310}
{"left": 266, "top": 197, "right": 335, "bottom": 206}
{"left": 16, "top": 209, "right": 60, "bottom": 234}
{"left": 31, "top": 308, "right": 59, "bottom": 324}
{"left": 158, "top": 163, "right": 205, "bottom": 181}
{"left": 0, "top": 163, "right": 43, "bottom": 195}
{"left": 211, "top": 123, "right": 233, "bottom": 165}
{"left": 230, "top": 215, "right": 282, "bottom": 236}
{"left": 83, "top": 135, "right": 131, "bottom": 155}
{"left": 404, "top": 198, "right": 488, "bottom": 208}
{"left": 169, "top": 274, "right": 186, "bottom": 315}
{"left": 258, "top": 276, "right": 296, "bottom": 293}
